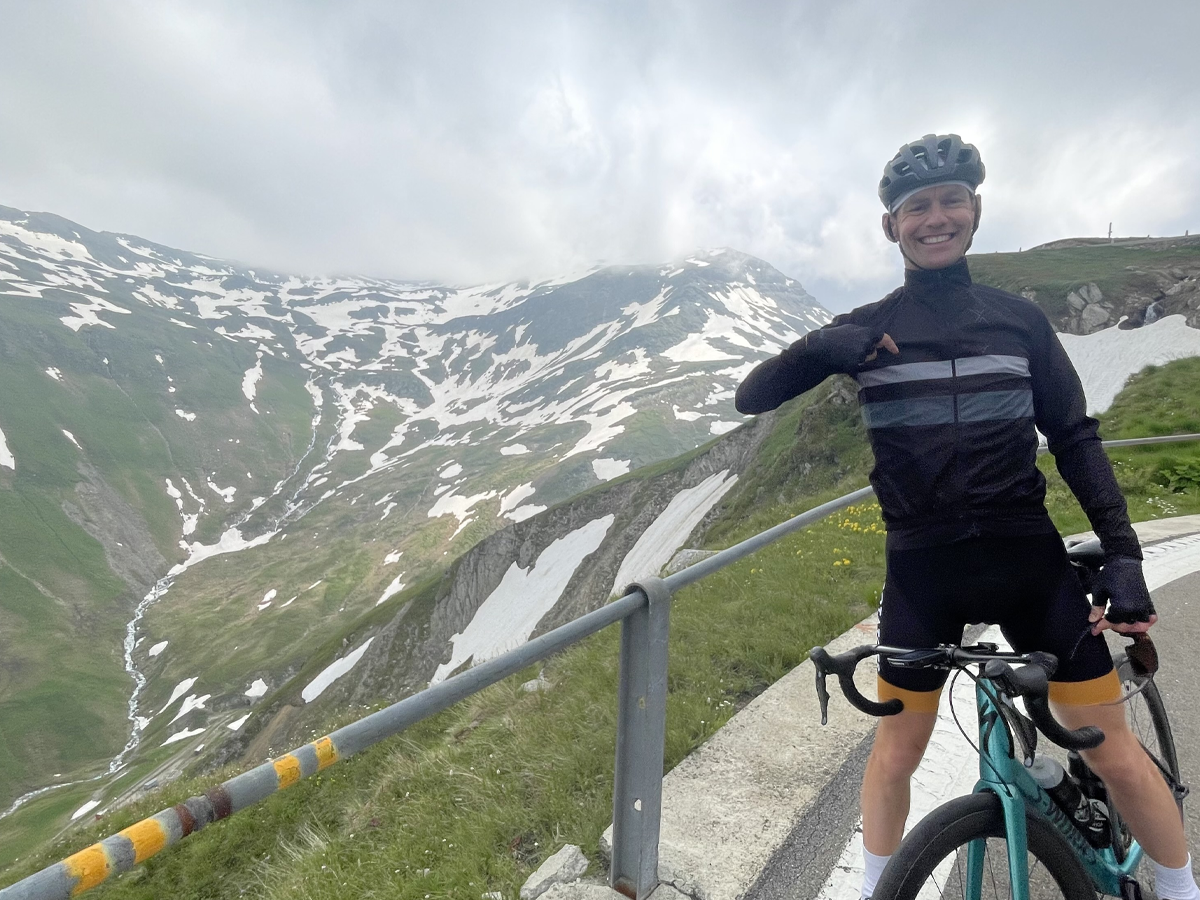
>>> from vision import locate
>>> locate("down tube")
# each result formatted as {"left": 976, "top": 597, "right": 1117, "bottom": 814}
{"left": 972, "top": 681, "right": 1031, "bottom": 900}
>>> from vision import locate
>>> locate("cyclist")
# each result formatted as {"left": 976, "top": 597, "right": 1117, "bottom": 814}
{"left": 735, "top": 134, "right": 1197, "bottom": 900}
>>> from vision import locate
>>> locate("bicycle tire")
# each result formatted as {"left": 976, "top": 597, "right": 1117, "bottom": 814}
{"left": 1107, "top": 652, "right": 1184, "bottom": 860}
{"left": 874, "top": 792, "right": 1096, "bottom": 900}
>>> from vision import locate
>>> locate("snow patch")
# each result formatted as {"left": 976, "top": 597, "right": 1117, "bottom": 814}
{"left": 175, "top": 410, "right": 196, "bottom": 422}
{"left": 0, "top": 426, "right": 13, "bottom": 470}
{"left": 227, "top": 714, "right": 252, "bottom": 732}
{"left": 171, "top": 527, "right": 275, "bottom": 577}
{"left": 169, "top": 693, "right": 212, "bottom": 725}
{"left": 242, "top": 354, "right": 264, "bottom": 403}
{"left": 377, "top": 576, "right": 406, "bottom": 605}
{"left": 592, "top": 458, "right": 631, "bottom": 480}
{"left": 207, "top": 479, "right": 236, "bottom": 503}
{"left": 709, "top": 420, "right": 740, "bottom": 435}
{"left": 505, "top": 504, "right": 547, "bottom": 522}
{"left": 158, "top": 677, "right": 198, "bottom": 714}
{"left": 499, "top": 482, "right": 536, "bottom": 515}
{"left": 500, "top": 443, "right": 530, "bottom": 455}
{"left": 45, "top": 367, "right": 62, "bottom": 381}
{"left": 384, "top": 550, "right": 402, "bottom": 565}
{"left": 162, "top": 727, "right": 206, "bottom": 747}
{"left": 302, "top": 638, "right": 375, "bottom": 702}
{"left": 428, "top": 487, "right": 498, "bottom": 524}
{"left": 148, "top": 641, "right": 168, "bottom": 658}
{"left": 62, "top": 429, "right": 82, "bottom": 450}
{"left": 60, "top": 297, "right": 131, "bottom": 331}
{"left": 432, "top": 516, "right": 614, "bottom": 684}
{"left": 245, "top": 679, "right": 268, "bottom": 699}
{"left": 71, "top": 800, "right": 101, "bottom": 821}
{"left": 611, "top": 471, "right": 739, "bottom": 594}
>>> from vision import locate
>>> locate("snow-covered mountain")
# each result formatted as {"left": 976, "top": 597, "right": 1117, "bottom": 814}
{"left": 0, "top": 203, "right": 830, "bottom": 828}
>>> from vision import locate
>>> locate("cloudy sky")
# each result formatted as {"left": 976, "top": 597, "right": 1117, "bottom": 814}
{"left": 1, "top": 1, "right": 1197, "bottom": 311}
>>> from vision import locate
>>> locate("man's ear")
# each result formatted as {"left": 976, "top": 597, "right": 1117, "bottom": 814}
{"left": 971, "top": 193, "right": 983, "bottom": 234}
{"left": 882, "top": 213, "right": 898, "bottom": 243}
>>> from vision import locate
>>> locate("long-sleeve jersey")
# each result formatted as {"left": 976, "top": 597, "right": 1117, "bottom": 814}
{"left": 735, "top": 259, "right": 1140, "bottom": 558}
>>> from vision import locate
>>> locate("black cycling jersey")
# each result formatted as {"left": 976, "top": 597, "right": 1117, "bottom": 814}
{"left": 735, "top": 258, "right": 1140, "bottom": 559}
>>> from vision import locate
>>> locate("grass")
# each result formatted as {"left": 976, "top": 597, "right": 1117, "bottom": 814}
{"left": 1039, "top": 357, "right": 1200, "bottom": 535}
{"left": 968, "top": 242, "right": 1200, "bottom": 321}
{"left": 2, "top": 494, "right": 889, "bottom": 899}
{"left": 0, "top": 289, "right": 333, "bottom": 835}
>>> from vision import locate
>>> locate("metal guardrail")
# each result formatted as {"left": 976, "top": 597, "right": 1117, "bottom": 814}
{"left": 3, "top": 435, "right": 1199, "bottom": 900}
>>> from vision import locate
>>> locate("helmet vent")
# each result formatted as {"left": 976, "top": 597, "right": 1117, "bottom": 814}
{"left": 878, "top": 133, "right": 985, "bottom": 209}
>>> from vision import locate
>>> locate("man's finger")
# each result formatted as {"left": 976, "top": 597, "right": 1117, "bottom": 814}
{"left": 1109, "top": 615, "right": 1157, "bottom": 635}
{"left": 1088, "top": 605, "right": 1105, "bottom": 624}
{"left": 877, "top": 334, "right": 900, "bottom": 355}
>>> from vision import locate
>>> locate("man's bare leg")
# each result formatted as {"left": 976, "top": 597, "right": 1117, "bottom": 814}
{"left": 1053, "top": 698, "right": 1189, "bottom": 868}
{"left": 861, "top": 707, "right": 939, "bottom": 855}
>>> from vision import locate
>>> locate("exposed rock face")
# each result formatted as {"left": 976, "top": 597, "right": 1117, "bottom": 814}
{"left": 62, "top": 460, "right": 169, "bottom": 601}
{"left": 1005, "top": 236, "right": 1200, "bottom": 335}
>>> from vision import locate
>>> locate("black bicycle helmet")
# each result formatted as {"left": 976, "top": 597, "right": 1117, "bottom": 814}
{"left": 878, "top": 134, "right": 985, "bottom": 211}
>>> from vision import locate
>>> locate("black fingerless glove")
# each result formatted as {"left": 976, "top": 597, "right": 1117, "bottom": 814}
{"left": 1093, "top": 556, "right": 1155, "bottom": 624}
{"left": 799, "top": 324, "right": 887, "bottom": 374}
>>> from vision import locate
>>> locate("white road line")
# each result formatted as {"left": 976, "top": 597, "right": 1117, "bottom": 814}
{"left": 816, "top": 534, "right": 1200, "bottom": 900}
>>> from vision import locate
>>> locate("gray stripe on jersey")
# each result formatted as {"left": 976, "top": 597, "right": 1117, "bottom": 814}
{"left": 861, "top": 395, "right": 955, "bottom": 428}
{"left": 957, "top": 389, "right": 1035, "bottom": 422}
{"left": 953, "top": 354, "right": 1031, "bottom": 378}
{"left": 856, "top": 360, "right": 954, "bottom": 387}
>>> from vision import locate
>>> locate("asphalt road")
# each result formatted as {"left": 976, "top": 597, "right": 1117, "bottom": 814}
{"left": 744, "top": 569, "right": 1200, "bottom": 900}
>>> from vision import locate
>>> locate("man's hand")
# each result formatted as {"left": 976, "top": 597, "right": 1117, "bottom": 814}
{"left": 804, "top": 324, "right": 899, "bottom": 373}
{"left": 1089, "top": 556, "right": 1156, "bottom": 635}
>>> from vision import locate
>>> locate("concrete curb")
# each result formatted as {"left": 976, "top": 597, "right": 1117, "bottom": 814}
{"left": 604, "top": 615, "right": 881, "bottom": 900}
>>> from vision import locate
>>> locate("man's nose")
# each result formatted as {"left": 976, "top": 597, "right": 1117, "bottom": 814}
{"left": 924, "top": 202, "right": 951, "bottom": 226}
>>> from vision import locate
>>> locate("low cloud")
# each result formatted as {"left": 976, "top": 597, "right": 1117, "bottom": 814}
{"left": 1, "top": 0, "right": 1196, "bottom": 310}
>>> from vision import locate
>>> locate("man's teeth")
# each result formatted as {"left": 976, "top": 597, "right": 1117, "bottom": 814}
{"left": 920, "top": 234, "right": 952, "bottom": 244}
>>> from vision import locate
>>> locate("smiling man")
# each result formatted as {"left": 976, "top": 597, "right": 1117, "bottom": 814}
{"left": 736, "top": 134, "right": 1197, "bottom": 899}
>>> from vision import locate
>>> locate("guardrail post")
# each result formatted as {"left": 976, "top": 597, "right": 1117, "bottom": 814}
{"left": 610, "top": 576, "right": 671, "bottom": 899}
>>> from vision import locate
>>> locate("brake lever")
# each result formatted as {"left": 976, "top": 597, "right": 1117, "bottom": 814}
{"left": 815, "top": 666, "right": 831, "bottom": 725}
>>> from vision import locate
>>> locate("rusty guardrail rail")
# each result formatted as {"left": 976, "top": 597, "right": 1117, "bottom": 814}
{"left": 4, "top": 434, "right": 1199, "bottom": 899}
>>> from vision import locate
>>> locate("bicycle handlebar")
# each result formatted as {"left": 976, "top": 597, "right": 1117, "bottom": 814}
{"left": 809, "top": 645, "right": 903, "bottom": 724}
{"left": 809, "top": 643, "right": 1105, "bottom": 752}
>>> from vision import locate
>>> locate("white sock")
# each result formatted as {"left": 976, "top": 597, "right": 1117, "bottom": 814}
{"left": 862, "top": 847, "right": 891, "bottom": 899}
{"left": 1155, "top": 855, "right": 1200, "bottom": 900}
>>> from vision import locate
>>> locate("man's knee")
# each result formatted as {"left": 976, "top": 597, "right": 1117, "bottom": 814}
{"left": 868, "top": 728, "right": 931, "bottom": 780}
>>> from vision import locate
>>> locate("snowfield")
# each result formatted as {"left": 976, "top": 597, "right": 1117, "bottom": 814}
{"left": 1061, "top": 314, "right": 1200, "bottom": 414}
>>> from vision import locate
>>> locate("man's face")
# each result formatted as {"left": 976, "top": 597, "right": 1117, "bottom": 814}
{"left": 883, "top": 183, "right": 980, "bottom": 270}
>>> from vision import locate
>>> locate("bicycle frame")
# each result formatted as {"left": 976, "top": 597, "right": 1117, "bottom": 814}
{"left": 972, "top": 677, "right": 1141, "bottom": 900}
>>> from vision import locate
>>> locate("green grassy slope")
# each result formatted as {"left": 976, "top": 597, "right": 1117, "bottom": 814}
{"left": 968, "top": 238, "right": 1200, "bottom": 327}
{"left": 0, "top": 293, "right": 317, "bottom": 814}
{"left": 6, "top": 358, "right": 1196, "bottom": 898}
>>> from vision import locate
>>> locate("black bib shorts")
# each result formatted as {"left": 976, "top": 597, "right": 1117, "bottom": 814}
{"left": 877, "top": 532, "right": 1115, "bottom": 694}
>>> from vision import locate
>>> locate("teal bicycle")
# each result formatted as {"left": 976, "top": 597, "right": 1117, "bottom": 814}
{"left": 811, "top": 579, "right": 1187, "bottom": 900}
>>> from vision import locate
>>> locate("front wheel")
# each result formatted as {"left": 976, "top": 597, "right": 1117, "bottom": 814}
{"left": 874, "top": 792, "right": 1096, "bottom": 900}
